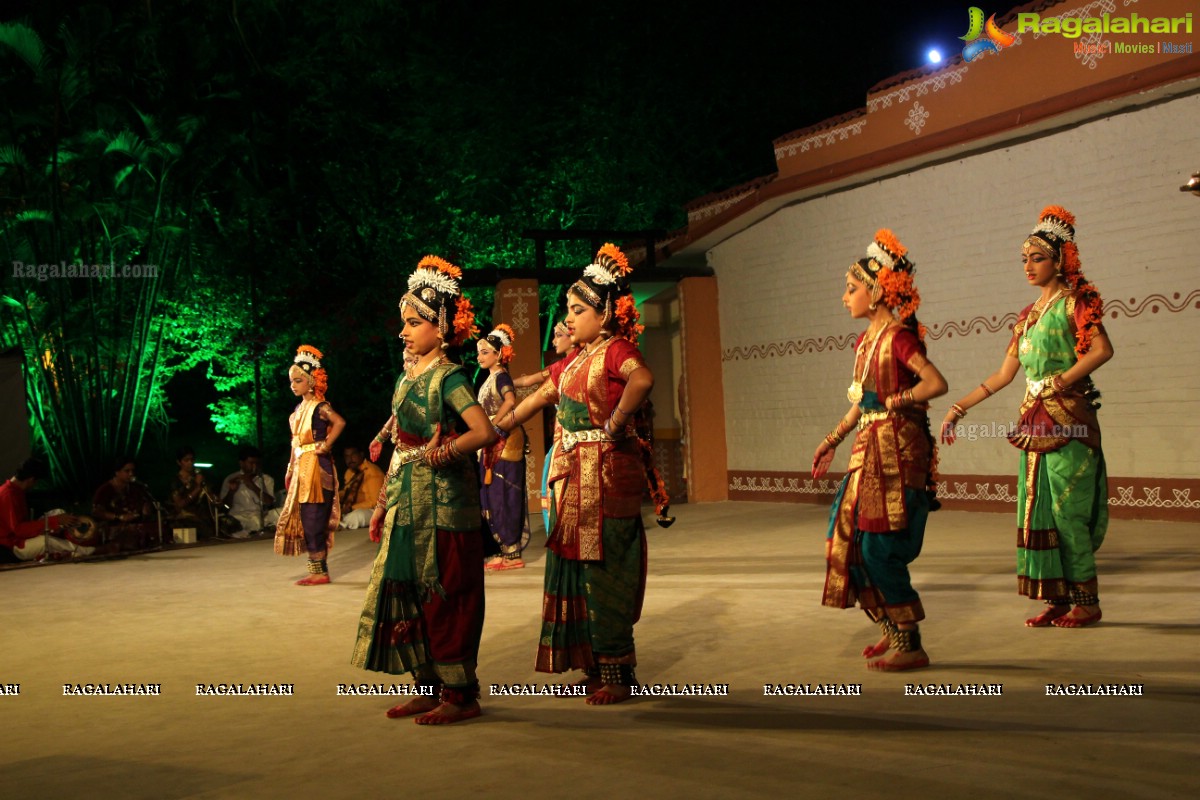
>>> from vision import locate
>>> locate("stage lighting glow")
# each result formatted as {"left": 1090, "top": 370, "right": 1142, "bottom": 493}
{"left": 927, "top": 49, "right": 943, "bottom": 64}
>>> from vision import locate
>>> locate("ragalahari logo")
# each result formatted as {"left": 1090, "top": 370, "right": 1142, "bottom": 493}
{"left": 961, "top": 7, "right": 1016, "bottom": 61}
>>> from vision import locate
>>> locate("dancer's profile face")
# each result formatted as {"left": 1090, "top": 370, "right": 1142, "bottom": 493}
{"left": 565, "top": 292, "right": 603, "bottom": 346}
{"left": 401, "top": 307, "right": 440, "bottom": 356}
{"left": 1021, "top": 242, "right": 1059, "bottom": 288}
{"left": 476, "top": 341, "right": 499, "bottom": 369}
{"left": 289, "top": 366, "right": 312, "bottom": 397}
{"left": 552, "top": 326, "right": 572, "bottom": 355}
{"left": 843, "top": 273, "right": 873, "bottom": 319}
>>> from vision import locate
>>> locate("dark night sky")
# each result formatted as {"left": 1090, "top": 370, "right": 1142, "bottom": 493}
{"left": 483, "top": 0, "right": 987, "bottom": 190}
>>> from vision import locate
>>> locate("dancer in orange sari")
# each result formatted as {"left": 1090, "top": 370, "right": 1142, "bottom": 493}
{"left": 276, "top": 345, "right": 345, "bottom": 585}
{"left": 812, "top": 230, "right": 947, "bottom": 671}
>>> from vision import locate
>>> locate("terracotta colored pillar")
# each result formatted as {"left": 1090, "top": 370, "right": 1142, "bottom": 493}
{"left": 493, "top": 279, "right": 544, "bottom": 513}
{"left": 678, "top": 277, "right": 728, "bottom": 502}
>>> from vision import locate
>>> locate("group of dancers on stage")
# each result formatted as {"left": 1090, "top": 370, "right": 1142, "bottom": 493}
{"left": 264, "top": 204, "right": 1111, "bottom": 724}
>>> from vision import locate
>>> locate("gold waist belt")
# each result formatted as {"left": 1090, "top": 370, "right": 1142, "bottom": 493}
{"left": 560, "top": 428, "right": 616, "bottom": 453}
{"left": 857, "top": 410, "right": 892, "bottom": 430}
{"left": 395, "top": 445, "right": 427, "bottom": 467}
{"left": 293, "top": 442, "right": 322, "bottom": 459}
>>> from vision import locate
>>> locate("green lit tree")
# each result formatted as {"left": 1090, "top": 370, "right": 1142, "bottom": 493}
{"left": 0, "top": 17, "right": 210, "bottom": 493}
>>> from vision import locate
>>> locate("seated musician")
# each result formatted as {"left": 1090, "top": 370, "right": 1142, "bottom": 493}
{"left": 169, "top": 445, "right": 238, "bottom": 541}
{"left": 220, "top": 446, "right": 280, "bottom": 535}
{"left": 338, "top": 444, "right": 383, "bottom": 529}
{"left": 92, "top": 457, "right": 156, "bottom": 550}
{"left": 1, "top": 458, "right": 95, "bottom": 561}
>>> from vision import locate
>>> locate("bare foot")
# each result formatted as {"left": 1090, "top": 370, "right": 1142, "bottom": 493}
{"left": 862, "top": 634, "right": 891, "bottom": 658}
{"left": 386, "top": 695, "right": 439, "bottom": 718}
{"left": 1025, "top": 605, "right": 1071, "bottom": 627}
{"left": 585, "top": 684, "right": 632, "bottom": 705}
{"left": 414, "top": 700, "right": 482, "bottom": 724}
{"left": 1051, "top": 605, "right": 1102, "bottom": 628}
{"left": 867, "top": 648, "right": 930, "bottom": 672}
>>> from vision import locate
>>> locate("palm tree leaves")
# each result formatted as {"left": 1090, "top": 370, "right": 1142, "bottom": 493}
{"left": 0, "top": 22, "right": 48, "bottom": 76}
{"left": 0, "top": 16, "right": 201, "bottom": 493}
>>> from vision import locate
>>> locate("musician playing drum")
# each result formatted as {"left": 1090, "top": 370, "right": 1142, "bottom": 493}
{"left": 0, "top": 458, "right": 96, "bottom": 562}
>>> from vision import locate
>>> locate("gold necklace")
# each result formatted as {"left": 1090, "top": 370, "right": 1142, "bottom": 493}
{"left": 1019, "top": 290, "right": 1065, "bottom": 356}
{"left": 847, "top": 322, "right": 890, "bottom": 404}
{"left": 403, "top": 353, "right": 447, "bottom": 383}
{"left": 560, "top": 337, "right": 608, "bottom": 389}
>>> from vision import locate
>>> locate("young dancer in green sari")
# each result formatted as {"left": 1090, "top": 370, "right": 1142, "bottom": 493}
{"left": 942, "top": 206, "right": 1112, "bottom": 628}
{"left": 353, "top": 255, "right": 496, "bottom": 725}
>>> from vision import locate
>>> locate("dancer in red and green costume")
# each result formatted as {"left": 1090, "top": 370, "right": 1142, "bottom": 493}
{"left": 353, "top": 255, "right": 496, "bottom": 725}
{"left": 496, "top": 243, "right": 666, "bottom": 705}
{"left": 813, "top": 229, "right": 948, "bottom": 671}
{"left": 942, "top": 206, "right": 1111, "bottom": 628}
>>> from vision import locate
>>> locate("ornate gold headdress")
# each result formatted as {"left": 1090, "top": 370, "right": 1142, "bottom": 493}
{"left": 400, "top": 255, "right": 478, "bottom": 347}
{"left": 569, "top": 243, "right": 643, "bottom": 343}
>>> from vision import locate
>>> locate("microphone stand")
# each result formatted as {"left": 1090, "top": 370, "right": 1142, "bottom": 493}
{"left": 134, "top": 480, "right": 165, "bottom": 550}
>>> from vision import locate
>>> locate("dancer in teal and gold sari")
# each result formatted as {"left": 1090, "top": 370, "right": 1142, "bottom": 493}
{"left": 813, "top": 229, "right": 948, "bottom": 671}
{"left": 353, "top": 255, "right": 496, "bottom": 725}
{"left": 497, "top": 244, "right": 660, "bottom": 705}
{"left": 943, "top": 205, "right": 1112, "bottom": 628}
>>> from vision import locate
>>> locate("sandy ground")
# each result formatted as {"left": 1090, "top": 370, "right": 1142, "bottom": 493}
{"left": 2, "top": 501, "right": 1197, "bottom": 799}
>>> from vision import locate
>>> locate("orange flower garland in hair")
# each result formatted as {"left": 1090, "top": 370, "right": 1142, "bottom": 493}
{"left": 451, "top": 296, "right": 479, "bottom": 347}
{"left": 874, "top": 229, "right": 906, "bottom": 262}
{"left": 295, "top": 344, "right": 328, "bottom": 401}
{"left": 597, "top": 242, "right": 631, "bottom": 276}
{"left": 416, "top": 254, "right": 463, "bottom": 280}
{"left": 492, "top": 323, "right": 516, "bottom": 365}
{"left": 871, "top": 229, "right": 925, "bottom": 342}
{"left": 614, "top": 295, "right": 644, "bottom": 343}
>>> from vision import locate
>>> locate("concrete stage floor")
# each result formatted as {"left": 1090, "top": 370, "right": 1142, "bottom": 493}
{"left": 2, "top": 502, "right": 1197, "bottom": 799}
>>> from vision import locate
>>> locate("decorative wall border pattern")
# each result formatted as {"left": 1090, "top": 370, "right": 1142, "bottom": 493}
{"left": 773, "top": 118, "right": 869, "bottom": 160}
{"left": 1103, "top": 290, "right": 1200, "bottom": 319}
{"left": 866, "top": 66, "right": 969, "bottom": 114}
{"left": 727, "top": 471, "right": 1200, "bottom": 521}
{"left": 688, "top": 190, "right": 757, "bottom": 224}
{"left": 722, "top": 333, "right": 858, "bottom": 363}
{"left": 722, "top": 289, "right": 1199, "bottom": 362}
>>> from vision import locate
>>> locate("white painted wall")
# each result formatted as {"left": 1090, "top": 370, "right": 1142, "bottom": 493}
{"left": 712, "top": 90, "right": 1200, "bottom": 482}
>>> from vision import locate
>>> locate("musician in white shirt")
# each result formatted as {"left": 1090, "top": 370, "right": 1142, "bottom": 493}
{"left": 220, "top": 447, "right": 280, "bottom": 536}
